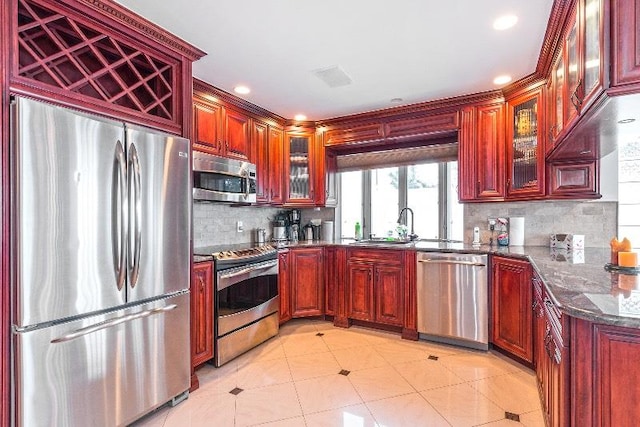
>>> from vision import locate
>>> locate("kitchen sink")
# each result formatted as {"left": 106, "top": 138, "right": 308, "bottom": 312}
{"left": 351, "top": 238, "right": 415, "bottom": 246}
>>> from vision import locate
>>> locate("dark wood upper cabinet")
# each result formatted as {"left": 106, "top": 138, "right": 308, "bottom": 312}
{"left": 611, "top": 0, "right": 640, "bottom": 93}
{"left": 284, "top": 129, "right": 319, "bottom": 206}
{"left": 459, "top": 102, "right": 506, "bottom": 201}
{"left": 224, "top": 107, "right": 250, "bottom": 160}
{"left": 193, "top": 101, "right": 224, "bottom": 155}
{"left": 506, "top": 86, "right": 545, "bottom": 199}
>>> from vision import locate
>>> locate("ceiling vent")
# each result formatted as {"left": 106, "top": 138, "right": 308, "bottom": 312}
{"left": 313, "top": 65, "right": 352, "bottom": 88}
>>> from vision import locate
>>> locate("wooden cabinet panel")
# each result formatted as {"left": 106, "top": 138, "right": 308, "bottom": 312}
{"left": 191, "top": 262, "right": 213, "bottom": 367}
{"left": 324, "top": 123, "right": 383, "bottom": 146}
{"left": 476, "top": 103, "right": 506, "bottom": 199}
{"left": 564, "top": 6, "right": 580, "bottom": 128}
{"left": 252, "top": 120, "right": 269, "bottom": 203}
{"left": 383, "top": 111, "right": 459, "bottom": 139}
{"left": 268, "top": 127, "right": 284, "bottom": 204}
{"left": 290, "top": 248, "right": 324, "bottom": 317}
{"left": 278, "top": 251, "right": 291, "bottom": 324}
{"left": 193, "top": 101, "right": 223, "bottom": 155}
{"left": 547, "top": 161, "right": 599, "bottom": 197}
{"left": 224, "top": 108, "right": 250, "bottom": 160}
{"left": 347, "top": 261, "right": 374, "bottom": 321}
{"left": 611, "top": 0, "right": 640, "bottom": 90}
{"left": 375, "top": 265, "right": 404, "bottom": 326}
{"left": 325, "top": 247, "right": 337, "bottom": 316}
{"left": 593, "top": 325, "right": 640, "bottom": 426}
{"left": 491, "top": 256, "right": 533, "bottom": 363}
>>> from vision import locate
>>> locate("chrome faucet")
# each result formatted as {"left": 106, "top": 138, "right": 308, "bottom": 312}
{"left": 397, "top": 207, "right": 418, "bottom": 241}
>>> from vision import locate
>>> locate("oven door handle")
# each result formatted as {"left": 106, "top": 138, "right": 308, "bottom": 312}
{"left": 217, "top": 260, "right": 278, "bottom": 290}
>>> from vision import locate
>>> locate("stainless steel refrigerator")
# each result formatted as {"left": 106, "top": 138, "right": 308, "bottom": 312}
{"left": 10, "top": 97, "right": 191, "bottom": 427}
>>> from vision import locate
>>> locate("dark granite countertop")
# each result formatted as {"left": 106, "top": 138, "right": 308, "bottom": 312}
{"left": 193, "top": 254, "right": 213, "bottom": 263}
{"left": 196, "top": 239, "right": 640, "bottom": 328}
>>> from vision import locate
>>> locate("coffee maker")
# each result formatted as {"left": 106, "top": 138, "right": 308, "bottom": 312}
{"left": 288, "top": 209, "right": 301, "bottom": 241}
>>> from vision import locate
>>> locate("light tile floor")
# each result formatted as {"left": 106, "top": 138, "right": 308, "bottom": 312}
{"left": 133, "top": 319, "right": 545, "bottom": 427}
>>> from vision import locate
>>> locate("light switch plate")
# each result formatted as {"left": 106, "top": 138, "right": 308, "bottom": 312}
{"left": 236, "top": 221, "right": 243, "bottom": 232}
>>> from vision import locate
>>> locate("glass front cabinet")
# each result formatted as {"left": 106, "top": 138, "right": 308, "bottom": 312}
{"left": 506, "top": 86, "right": 545, "bottom": 199}
{"left": 284, "top": 129, "right": 316, "bottom": 205}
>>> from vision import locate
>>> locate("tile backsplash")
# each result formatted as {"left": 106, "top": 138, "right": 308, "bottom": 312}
{"left": 193, "top": 202, "right": 336, "bottom": 247}
{"left": 463, "top": 200, "right": 617, "bottom": 247}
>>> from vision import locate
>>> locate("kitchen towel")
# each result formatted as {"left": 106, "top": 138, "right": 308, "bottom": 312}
{"left": 510, "top": 217, "right": 525, "bottom": 246}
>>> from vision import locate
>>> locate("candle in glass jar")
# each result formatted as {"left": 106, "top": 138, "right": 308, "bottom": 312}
{"left": 618, "top": 251, "right": 638, "bottom": 268}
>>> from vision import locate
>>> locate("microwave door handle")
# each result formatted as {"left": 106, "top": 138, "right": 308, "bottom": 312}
{"left": 128, "top": 143, "right": 142, "bottom": 288}
{"left": 114, "top": 140, "right": 127, "bottom": 292}
{"left": 242, "top": 170, "right": 250, "bottom": 200}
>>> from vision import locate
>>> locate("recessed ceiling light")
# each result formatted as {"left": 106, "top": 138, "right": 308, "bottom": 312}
{"left": 233, "top": 85, "right": 250, "bottom": 95}
{"left": 618, "top": 118, "right": 636, "bottom": 124}
{"left": 493, "top": 75, "right": 512, "bottom": 85}
{"left": 390, "top": 98, "right": 403, "bottom": 104}
{"left": 493, "top": 15, "right": 518, "bottom": 31}
{"left": 294, "top": 114, "right": 307, "bottom": 121}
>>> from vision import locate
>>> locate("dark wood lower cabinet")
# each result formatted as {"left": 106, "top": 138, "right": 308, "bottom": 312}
{"left": 572, "top": 318, "right": 640, "bottom": 427}
{"left": 288, "top": 247, "right": 324, "bottom": 317}
{"left": 346, "top": 249, "right": 405, "bottom": 328}
{"left": 191, "top": 261, "right": 214, "bottom": 390}
{"left": 491, "top": 256, "right": 534, "bottom": 364}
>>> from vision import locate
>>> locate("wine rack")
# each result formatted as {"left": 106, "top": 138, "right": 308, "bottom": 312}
{"left": 15, "top": 0, "right": 180, "bottom": 124}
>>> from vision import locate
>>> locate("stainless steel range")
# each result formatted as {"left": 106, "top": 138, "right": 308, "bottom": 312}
{"left": 194, "top": 244, "right": 279, "bottom": 366}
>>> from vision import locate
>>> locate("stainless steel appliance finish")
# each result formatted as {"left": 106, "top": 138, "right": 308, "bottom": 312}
{"left": 11, "top": 97, "right": 191, "bottom": 426}
{"left": 192, "top": 151, "right": 257, "bottom": 203}
{"left": 194, "top": 244, "right": 279, "bottom": 367}
{"left": 416, "top": 252, "right": 489, "bottom": 350}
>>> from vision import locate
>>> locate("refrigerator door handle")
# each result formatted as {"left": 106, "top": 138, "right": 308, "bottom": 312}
{"left": 50, "top": 304, "right": 177, "bottom": 344}
{"left": 114, "top": 140, "right": 128, "bottom": 291}
{"left": 128, "top": 142, "right": 142, "bottom": 288}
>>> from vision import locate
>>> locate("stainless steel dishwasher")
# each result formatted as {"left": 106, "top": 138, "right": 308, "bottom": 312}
{"left": 416, "top": 252, "right": 489, "bottom": 350}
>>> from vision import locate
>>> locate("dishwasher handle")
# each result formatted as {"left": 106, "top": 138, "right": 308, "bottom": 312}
{"left": 418, "top": 258, "right": 486, "bottom": 267}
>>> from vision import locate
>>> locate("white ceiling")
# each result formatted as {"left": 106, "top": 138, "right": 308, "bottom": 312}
{"left": 117, "top": 0, "right": 555, "bottom": 121}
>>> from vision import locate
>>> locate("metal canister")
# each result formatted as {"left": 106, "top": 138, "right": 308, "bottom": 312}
{"left": 256, "top": 228, "right": 266, "bottom": 245}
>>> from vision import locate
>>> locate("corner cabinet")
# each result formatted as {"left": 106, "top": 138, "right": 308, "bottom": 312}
{"left": 191, "top": 262, "right": 214, "bottom": 368}
{"left": 289, "top": 247, "right": 325, "bottom": 317}
{"left": 346, "top": 249, "right": 405, "bottom": 327}
{"left": 491, "top": 256, "right": 533, "bottom": 364}
{"left": 459, "top": 102, "right": 506, "bottom": 201}
{"left": 284, "top": 129, "right": 323, "bottom": 206}
{"left": 506, "top": 86, "right": 545, "bottom": 199}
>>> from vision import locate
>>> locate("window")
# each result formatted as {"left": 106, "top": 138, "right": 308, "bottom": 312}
{"left": 619, "top": 138, "right": 640, "bottom": 248}
{"left": 340, "top": 161, "right": 463, "bottom": 240}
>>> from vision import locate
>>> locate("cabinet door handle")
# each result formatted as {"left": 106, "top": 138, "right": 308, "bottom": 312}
{"left": 506, "top": 178, "right": 511, "bottom": 190}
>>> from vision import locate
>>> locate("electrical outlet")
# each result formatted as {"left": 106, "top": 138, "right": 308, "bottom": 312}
{"left": 488, "top": 218, "right": 496, "bottom": 230}
{"left": 236, "top": 221, "right": 243, "bottom": 232}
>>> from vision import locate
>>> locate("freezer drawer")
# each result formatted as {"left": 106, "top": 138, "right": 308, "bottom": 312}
{"left": 12, "top": 292, "right": 190, "bottom": 427}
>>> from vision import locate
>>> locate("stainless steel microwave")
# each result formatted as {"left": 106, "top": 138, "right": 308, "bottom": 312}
{"left": 193, "top": 152, "right": 257, "bottom": 203}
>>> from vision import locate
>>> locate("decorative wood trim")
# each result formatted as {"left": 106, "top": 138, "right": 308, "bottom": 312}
{"left": 535, "top": 0, "right": 574, "bottom": 77}
{"left": 316, "top": 90, "right": 504, "bottom": 128}
{"left": 80, "top": 0, "right": 205, "bottom": 61}
{"left": 193, "top": 78, "right": 286, "bottom": 127}
{"left": 401, "top": 251, "right": 418, "bottom": 341}
{"left": 502, "top": 75, "right": 546, "bottom": 100}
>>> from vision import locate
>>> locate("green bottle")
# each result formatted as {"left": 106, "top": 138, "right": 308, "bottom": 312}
{"left": 355, "top": 221, "right": 362, "bottom": 240}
